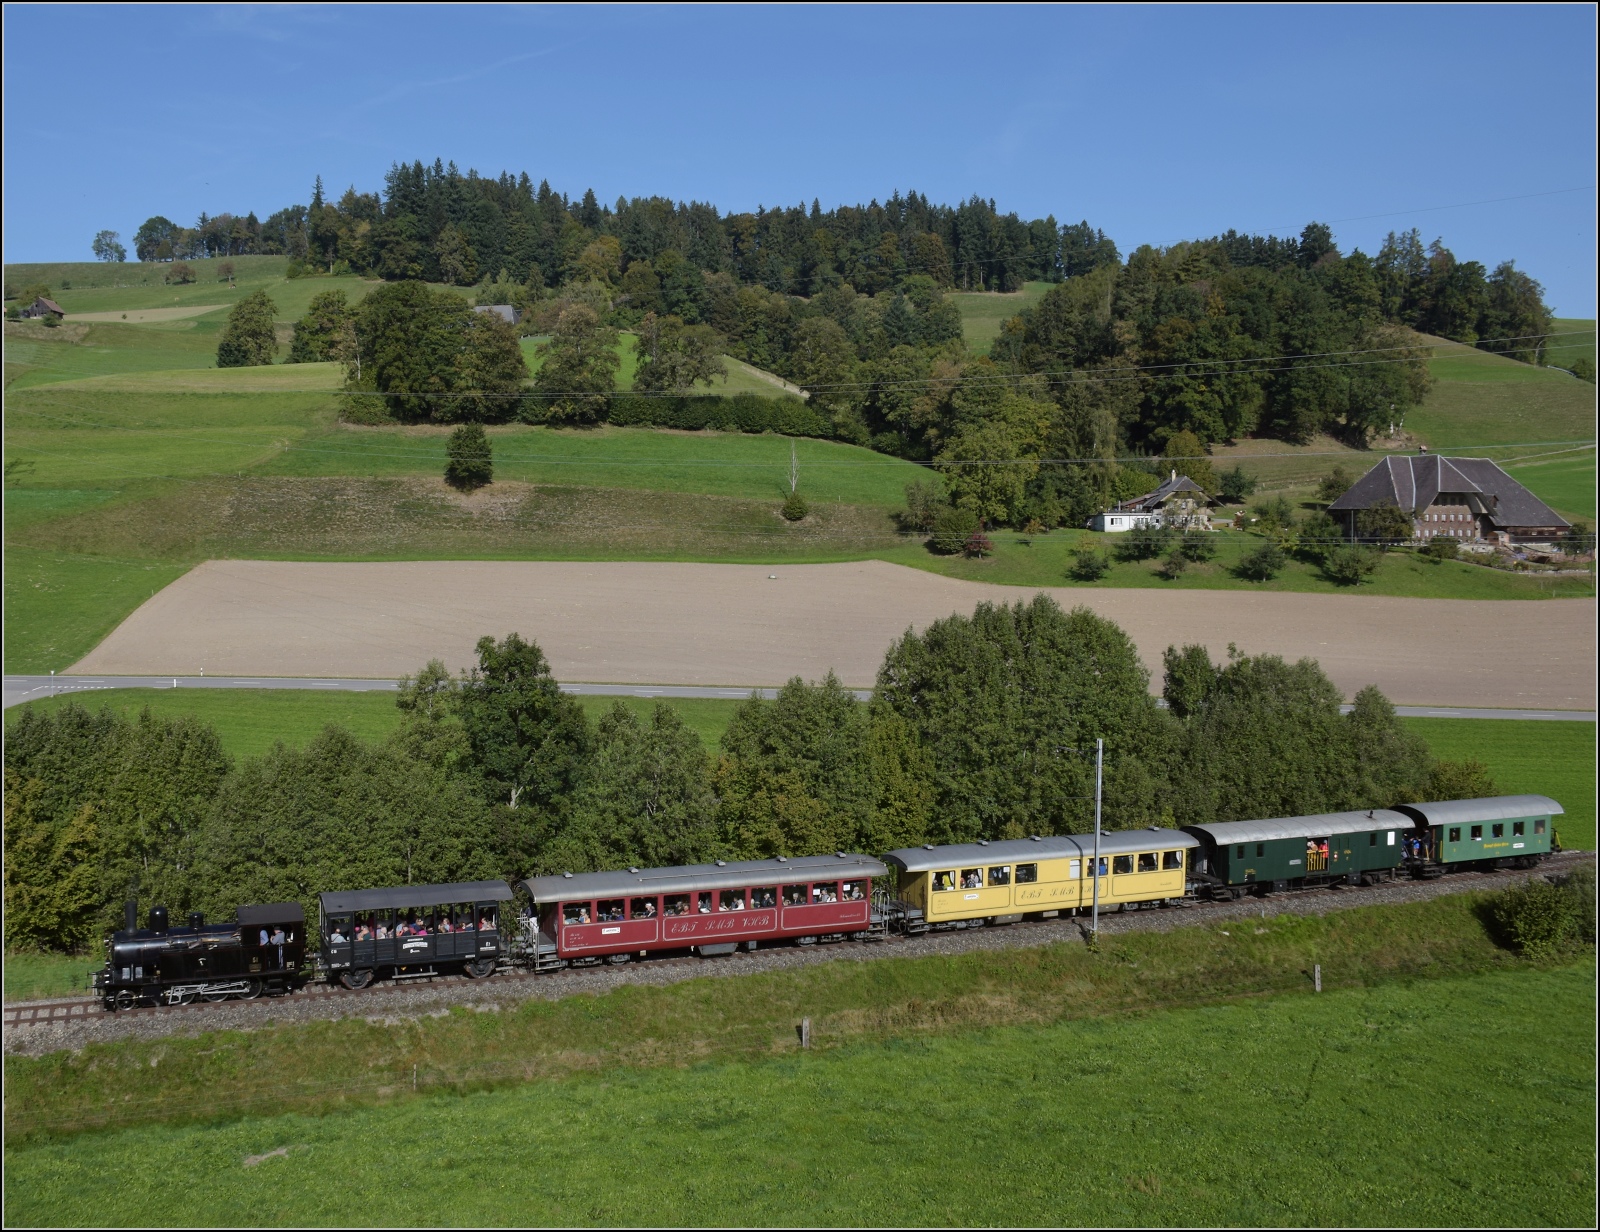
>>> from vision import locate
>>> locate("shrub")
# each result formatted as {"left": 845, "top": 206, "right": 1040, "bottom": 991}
{"left": 1237, "top": 541, "right": 1285, "bottom": 581}
{"left": 1178, "top": 532, "right": 1216, "bottom": 562}
{"left": 286, "top": 258, "right": 311, "bottom": 280}
{"left": 780, "top": 490, "right": 809, "bottom": 522}
{"left": 1250, "top": 493, "right": 1297, "bottom": 531}
{"left": 1316, "top": 465, "right": 1355, "bottom": 503}
{"left": 1491, "top": 876, "right": 1583, "bottom": 959}
{"left": 1216, "top": 464, "right": 1254, "bottom": 502}
{"left": 928, "top": 505, "right": 978, "bottom": 554}
{"left": 1068, "top": 547, "right": 1109, "bottom": 580}
{"left": 1356, "top": 501, "right": 1414, "bottom": 547}
{"left": 1322, "top": 544, "right": 1380, "bottom": 586}
{"left": 1156, "top": 547, "right": 1188, "bottom": 580}
{"left": 899, "top": 479, "right": 945, "bottom": 532}
{"left": 166, "top": 261, "right": 195, "bottom": 285}
{"left": 1296, "top": 510, "right": 1342, "bottom": 561}
{"left": 1114, "top": 524, "right": 1173, "bottom": 562}
{"left": 1422, "top": 536, "right": 1460, "bottom": 563}
{"left": 217, "top": 261, "right": 235, "bottom": 282}
{"left": 1570, "top": 357, "right": 1596, "bottom": 384}
{"left": 963, "top": 532, "right": 994, "bottom": 558}
{"left": 1559, "top": 520, "right": 1593, "bottom": 556}
{"left": 445, "top": 423, "right": 493, "bottom": 490}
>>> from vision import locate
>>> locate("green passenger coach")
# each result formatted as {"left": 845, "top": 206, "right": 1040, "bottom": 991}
{"left": 1182, "top": 809, "right": 1412, "bottom": 896}
{"left": 1393, "top": 794, "right": 1562, "bottom": 872}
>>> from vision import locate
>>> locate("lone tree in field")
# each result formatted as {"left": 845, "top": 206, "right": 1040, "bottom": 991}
{"left": 215, "top": 289, "right": 278, "bottom": 368}
{"left": 445, "top": 423, "right": 493, "bottom": 490}
{"left": 92, "top": 230, "right": 127, "bottom": 262}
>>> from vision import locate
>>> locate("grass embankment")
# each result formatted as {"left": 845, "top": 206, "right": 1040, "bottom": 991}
{"left": 4, "top": 899, "right": 1594, "bottom": 1226}
{"left": 949, "top": 280, "right": 1052, "bottom": 353}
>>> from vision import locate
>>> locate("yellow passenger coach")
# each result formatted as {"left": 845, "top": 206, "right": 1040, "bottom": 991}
{"left": 882, "top": 829, "right": 1200, "bottom": 931}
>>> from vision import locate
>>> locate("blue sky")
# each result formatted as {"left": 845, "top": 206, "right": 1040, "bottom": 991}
{"left": 5, "top": 4, "right": 1595, "bottom": 314}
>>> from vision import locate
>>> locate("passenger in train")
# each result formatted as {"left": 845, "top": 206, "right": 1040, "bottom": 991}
{"left": 480, "top": 911, "right": 496, "bottom": 931}
{"left": 330, "top": 925, "right": 347, "bottom": 944}
{"left": 961, "top": 870, "right": 982, "bottom": 889}
{"left": 843, "top": 882, "right": 864, "bottom": 901}
{"left": 933, "top": 872, "right": 955, "bottom": 892}
{"left": 438, "top": 914, "right": 453, "bottom": 934}
{"left": 376, "top": 920, "right": 391, "bottom": 939}
{"left": 636, "top": 899, "right": 657, "bottom": 918}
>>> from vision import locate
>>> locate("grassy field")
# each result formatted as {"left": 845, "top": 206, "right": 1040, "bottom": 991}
{"left": 4, "top": 896, "right": 1593, "bottom": 1225}
{"left": 1504, "top": 449, "right": 1596, "bottom": 521}
{"left": 1549, "top": 317, "right": 1596, "bottom": 375}
{"left": 3, "top": 953, "right": 103, "bottom": 1003}
{"left": 949, "top": 280, "right": 1052, "bottom": 352}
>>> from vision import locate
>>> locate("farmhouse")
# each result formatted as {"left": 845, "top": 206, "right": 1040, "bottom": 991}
{"left": 1328, "top": 454, "right": 1569, "bottom": 545}
{"left": 19, "top": 296, "right": 64, "bottom": 320}
{"left": 1088, "top": 472, "right": 1212, "bottom": 533}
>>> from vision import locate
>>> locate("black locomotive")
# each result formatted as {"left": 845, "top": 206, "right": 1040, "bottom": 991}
{"left": 93, "top": 899, "right": 309, "bottom": 1009}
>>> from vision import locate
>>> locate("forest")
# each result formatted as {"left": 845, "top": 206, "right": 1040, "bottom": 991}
{"left": 129, "top": 161, "right": 1557, "bottom": 530}
{"left": 5, "top": 598, "right": 1496, "bottom": 952}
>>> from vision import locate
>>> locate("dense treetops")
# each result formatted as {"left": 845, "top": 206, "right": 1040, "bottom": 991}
{"left": 6, "top": 600, "right": 1495, "bottom": 952}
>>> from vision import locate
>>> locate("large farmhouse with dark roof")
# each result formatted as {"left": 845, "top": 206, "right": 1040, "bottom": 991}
{"left": 1327, "top": 455, "right": 1569, "bottom": 545}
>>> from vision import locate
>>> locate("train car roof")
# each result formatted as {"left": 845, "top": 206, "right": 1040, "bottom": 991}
{"left": 317, "top": 880, "right": 512, "bottom": 913}
{"left": 884, "top": 829, "right": 1199, "bottom": 874}
{"left": 1183, "top": 809, "right": 1412, "bottom": 846}
{"left": 520, "top": 853, "right": 888, "bottom": 902}
{"left": 1392, "top": 795, "right": 1564, "bottom": 827}
{"left": 237, "top": 902, "right": 305, "bottom": 925}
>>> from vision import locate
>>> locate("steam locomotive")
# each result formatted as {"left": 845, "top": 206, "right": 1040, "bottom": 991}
{"left": 92, "top": 900, "right": 308, "bottom": 1009}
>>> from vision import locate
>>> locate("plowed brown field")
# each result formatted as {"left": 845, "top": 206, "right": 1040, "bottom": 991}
{"left": 68, "top": 559, "right": 1596, "bottom": 709}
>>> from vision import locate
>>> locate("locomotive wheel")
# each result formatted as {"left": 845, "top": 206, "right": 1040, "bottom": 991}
{"left": 203, "top": 987, "right": 232, "bottom": 1003}
{"left": 176, "top": 989, "right": 198, "bottom": 1006}
{"left": 113, "top": 989, "right": 136, "bottom": 1011}
{"left": 340, "top": 969, "right": 375, "bottom": 990}
{"left": 239, "top": 980, "right": 263, "bottom": 1000}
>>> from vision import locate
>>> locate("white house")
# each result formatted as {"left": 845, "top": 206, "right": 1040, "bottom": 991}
{"left": 1088, "top": 473, "right": 1211, "bottom": 533}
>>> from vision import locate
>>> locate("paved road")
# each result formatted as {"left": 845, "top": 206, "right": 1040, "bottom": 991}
{"left": 4, "top": 674, "right": 1590, "bottom": 720}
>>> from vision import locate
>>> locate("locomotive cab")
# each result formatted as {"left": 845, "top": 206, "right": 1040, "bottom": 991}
{"left": 94, "top": 900, "right": 307, "bottom": 1010}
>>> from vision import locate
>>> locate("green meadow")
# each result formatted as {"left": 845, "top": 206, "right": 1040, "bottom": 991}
{"left": 948, "top": 279, "right": 1052, "bottom": 352}
{"left": 4, "top": 895, "right": 1592, "bottom": 1226}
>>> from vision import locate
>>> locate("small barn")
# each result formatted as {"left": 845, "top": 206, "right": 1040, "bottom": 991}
{"left": 20, "top": 296, "right": 65, "bottom": 320}
{"left": 1328, "top": 454, "right": 1569, "bottom": 545}
{"left": 1088, "top": 472, "right": 1211, "bottom": 533}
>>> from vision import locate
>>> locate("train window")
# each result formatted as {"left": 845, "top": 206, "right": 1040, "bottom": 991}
{"left": 374, "top": 909, "right": 395, "bottom": 940}
{"left": 783, "top": 883, "right": 809, "bottom": 905}
{"left": 1513, "top": 821, "right": 1525, "bottom": 836}
{"left": 1236, "top": 845, "right": 1246, "bottom": 858}
{"left": 327, "top": 914, "right": 352, "bottom": 944}
{"left": 1470, "top": 826, "right": 1483, "bottom": 841}
{"left": 563, "top": 902, "right": 592, "bottom": 926}
{"left": 811, "top": 882, "right": 839, "bottom": 904}
{"left": 1113, "top": 855, "right": 1133, "bottom": 874}
{"left": 1256, "top": 844, "right": 1265, "bottom": 858}
{"left": 959, "top": 868, "right": 983, "bottom": 889}
{"left": 697, "top": 892, "right": 713, "bottom": 914}
{"left": 437, "top": 908, "right": 455, "bottom": 935}
{"left": 355, "top": 912, "right": 375, "bottom": 941}
{"left": 1068, "top": 859, "right": 1081, "bottom": 879}
{"left": 457, "top": 905, "right": 476, "bottom": 932}
{"left": 1163, "top": 851, "right": 1183, "bottom": 870}
{"left": 1369, "top": 833, "right": 1378, "bottom": 846}
{"left": 1093, "top": 857, "right": 1107, "bottom": 877}
{"left": 719, "top": 889, "right": 746, "bottom": 912}
{"left": 1448, "top": 827, "right": 1461, "bottom": 843}
{"left": 1137, "top": 853, "right": 1157, "bottom": 872}
{"left": 1491, "top": 823, "right": 1504, "bottom": 838}
{"left": 664, "top": 894, "right": 690, "bottom": 917}
{"left": 841, "top": 881, "right": 866, "bottom": 901}
{"left": 1015, "top": 864, "right": 1038, "bottom": 884}
{"left": 751, "top": 887, "right": 778, "bottom": 909}
{"left": 987, "top": 866, "right": 1011, "bottom": 886}
{"left": 598, "top": 899, "right": 625, "bottom": 922}
{"left": 1534, "top": 819, "right": 1546, "bottom": 834}
{"left": 479, "top": 905, "right": 499, "bottom": 932}
{"left": 630, "top": 897, "right": 658, "bottom": 919}
{"left": 932, "top": 872, "right": 956, "bottom": 893}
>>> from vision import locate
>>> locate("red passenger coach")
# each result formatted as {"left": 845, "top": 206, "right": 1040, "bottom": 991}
{"left": 517, "top": 853, "right": 888, "bottom": 967}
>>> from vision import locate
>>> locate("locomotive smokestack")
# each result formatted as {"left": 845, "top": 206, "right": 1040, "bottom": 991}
{"left": 125, "top": 899, "right": 138, "bottom": 933}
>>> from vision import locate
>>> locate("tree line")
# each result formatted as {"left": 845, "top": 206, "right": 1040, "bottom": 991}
{"left": 5, "top": 597, "right": 1497, "bottom": 952}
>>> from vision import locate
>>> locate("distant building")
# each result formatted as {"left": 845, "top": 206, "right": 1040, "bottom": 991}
{"left": 20, "top": 296, "right": 64, "bottom": 320}
{"left": 1327, "top": 455, "right": 1569, "bottom": 545}
{"left": 474, "top": 304, "right": 521, "bottom": 326}
{"left": 1088, "top": 472, "right": 1212, "bottom": 533}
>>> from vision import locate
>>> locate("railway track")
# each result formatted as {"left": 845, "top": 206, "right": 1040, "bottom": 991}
{"left": 7, "top": 852, "right": 1590, "bottom": 1036}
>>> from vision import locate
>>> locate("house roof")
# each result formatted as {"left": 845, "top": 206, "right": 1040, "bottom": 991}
{"left": 1328, "top": 455, "right": 1568, "bottom": 530}
{"left": 33, "top": 297, "right": 64, "bottom": 315}
{"left": 474, "top": 304, "right": 518, "bottom": 324}
{"left": 1120, "top": 474, "right": 1208, "bottom": 512}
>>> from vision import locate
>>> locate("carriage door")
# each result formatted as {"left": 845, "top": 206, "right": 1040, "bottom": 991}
{"left": 1306, "top": 838, "right": 1329, "bottom": 874}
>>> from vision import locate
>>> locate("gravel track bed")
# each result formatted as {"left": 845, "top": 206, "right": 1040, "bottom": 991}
{"left": 8, "top": 853, "right": 1590, "bottom": 1059}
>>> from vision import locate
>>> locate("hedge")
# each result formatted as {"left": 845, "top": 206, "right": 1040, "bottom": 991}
{"left": 607, "top": 392, "right": 833, "bottom": 438}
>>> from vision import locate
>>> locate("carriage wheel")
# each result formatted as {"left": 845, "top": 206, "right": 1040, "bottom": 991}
{"left": 340, "top": 968, "right": 375, "bottom": 990}
{"left": 605, "top": 952, "right": 631, "bottom": 965}
{"left": 464, "top": 958, "right": 496, "bottom": 979}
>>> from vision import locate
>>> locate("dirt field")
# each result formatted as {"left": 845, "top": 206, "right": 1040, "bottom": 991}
{"left": 68, "top": 560, "right": 1596, "bottom": 709}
